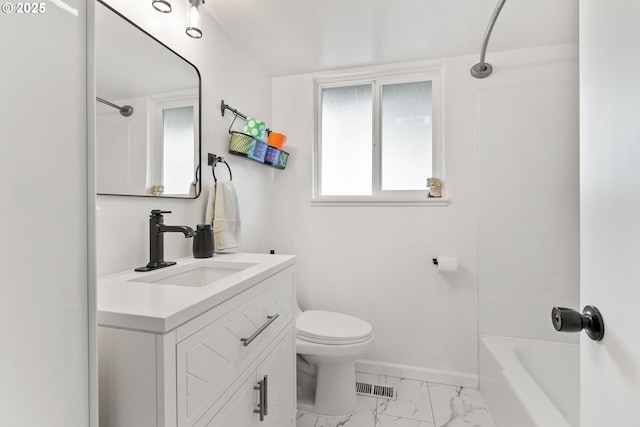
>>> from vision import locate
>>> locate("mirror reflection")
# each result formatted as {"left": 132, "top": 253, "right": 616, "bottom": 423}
{"left": 95, "top": 1, "right": 201, "bottom": 198}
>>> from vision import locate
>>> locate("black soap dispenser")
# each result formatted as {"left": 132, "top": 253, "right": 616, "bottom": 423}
{"left": 193, "top": 224, "right": 214, "bottom": 258}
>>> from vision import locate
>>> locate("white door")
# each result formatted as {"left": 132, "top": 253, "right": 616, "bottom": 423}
{"left": 580, "top": 1, "right": 640, "bottom": 425}
{"left": 0, "top": 1, "right": 94, "bottom": 426}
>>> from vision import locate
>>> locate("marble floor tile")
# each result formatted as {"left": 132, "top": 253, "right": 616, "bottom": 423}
{"left": 376, "top": 414, "right": 436, "bottom": 427}
{"left": 296, "top": 375, "right": 496, "bottom": 427}
{"left": 427, "top": 383, "right": 495, "bottom": 427}
{"left": 376, "top": 376, "right": 434, "bottom": 423}
{"left": 315, "top": 395, "right": 377, "bottom": 427}
{"left": 296, "top": 411, "right": 319, "bottom": 427}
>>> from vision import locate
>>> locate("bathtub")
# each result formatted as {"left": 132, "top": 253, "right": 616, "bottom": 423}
{"left": 479, "top": 335, "right": 579, "bottom": 427}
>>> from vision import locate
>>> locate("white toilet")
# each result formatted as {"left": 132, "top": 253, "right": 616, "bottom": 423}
{"left": 295, "top": 303, "right": 374, "bottom": 416}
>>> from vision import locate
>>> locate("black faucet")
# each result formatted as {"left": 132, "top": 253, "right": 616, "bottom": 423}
{"left": 135, "top": 210, "right": 196, "bottom": 272}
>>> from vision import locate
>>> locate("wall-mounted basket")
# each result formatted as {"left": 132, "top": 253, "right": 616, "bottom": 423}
{"left": 222, "top": 100, "right": 290, "bottom": 170}
{"left": 228, "top": 131, "right": 288, "bottom": 170}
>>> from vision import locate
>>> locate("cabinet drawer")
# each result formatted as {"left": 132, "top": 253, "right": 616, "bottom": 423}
{"left": 176, "top": 272, "right": 294, "bottom": 427}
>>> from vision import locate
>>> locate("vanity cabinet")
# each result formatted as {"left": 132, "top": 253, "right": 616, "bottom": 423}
{"left": 98, "top": 263, "right": 296, "bottom": 427}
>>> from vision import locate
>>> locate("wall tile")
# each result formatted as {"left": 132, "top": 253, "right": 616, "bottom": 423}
{"left": 477, "top": 55, "right": 579, "bottom": 342}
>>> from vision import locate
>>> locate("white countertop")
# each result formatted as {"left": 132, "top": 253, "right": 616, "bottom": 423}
{"left": 97, "top": 252, "right": 295, "bottom": 334}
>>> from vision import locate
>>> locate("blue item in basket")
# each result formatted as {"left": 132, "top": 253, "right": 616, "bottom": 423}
{"left": 276, "top": 150, "right": 289, "bottom": 169}
{"left": 265, "top": 146, "right": 281, "bottom": 165}
{"left": 248, "top": 138, "right": 267, "bottom": 162}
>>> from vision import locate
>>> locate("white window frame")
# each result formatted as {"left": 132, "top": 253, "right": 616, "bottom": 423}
{"left": 312, "top": 66, "right": 446, "bottom": 206}
{"left": 147, "top": 89, "right": 199, "bottom": 195}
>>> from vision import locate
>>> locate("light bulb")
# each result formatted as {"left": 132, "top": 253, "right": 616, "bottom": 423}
{"left": 186, "top": 0, "right": 203, "bottom": 38}
{"left": 152, "top": 0, "right": 171, "bottom": 13}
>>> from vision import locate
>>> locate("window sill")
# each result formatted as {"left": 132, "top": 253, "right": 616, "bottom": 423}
{"left": 310, "top": 197, "right": 450, "bottom": 207}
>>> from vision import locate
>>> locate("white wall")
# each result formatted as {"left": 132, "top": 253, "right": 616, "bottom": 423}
{"left": 271, "top": 44, "right": 579, "bottom": 382}
{"left": 0, "top": 1, "right": 93, "bottom": 425}
{"left": 580, "top": 1, "right": 640, "bottom": 425}
{"left": 271, "top": 58, "right": 479, "bottom": 383}
{"left": 96, "top": 1, "right": 275, "bottom": 275}
{"left": 477, "top": 45, "right": 580, "bottom": 343}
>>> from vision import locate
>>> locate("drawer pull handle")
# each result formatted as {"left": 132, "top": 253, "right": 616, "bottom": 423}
{"left": 241, "top": 314, "right": 279, "bottom": 347}
{"left": 263, "top": 374, "right": 269, "bottom": 416}
{"left": 253, "top": 377, "right": 265, "bottom": 421}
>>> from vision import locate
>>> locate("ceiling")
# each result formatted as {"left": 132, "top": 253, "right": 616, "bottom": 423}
{"left": 96, "top": 2, "right": 199, "bottom": 100}
{"left": 205, "top": 0, "right": 579, "bottom": 77}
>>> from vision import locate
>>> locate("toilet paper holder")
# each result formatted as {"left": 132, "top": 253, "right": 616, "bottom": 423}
{"left": 431, "top": 257, "right": 458, "bottom": 273}
{"left": 551, "top": 305, "right": 605, "bottom": 341}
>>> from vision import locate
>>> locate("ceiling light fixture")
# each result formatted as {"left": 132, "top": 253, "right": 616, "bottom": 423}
{"left": 186, "top": 0, "right": 205, "bottom": 39}
{"left": 152, "top": 0, "right": 172, "bottom": 13}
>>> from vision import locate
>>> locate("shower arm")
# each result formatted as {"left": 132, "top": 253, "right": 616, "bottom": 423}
{"left": 96, "top": 96, "right": 134, "bottom": 117}
{"left": 471, "top": 0, "right": 507, "bottom": 79}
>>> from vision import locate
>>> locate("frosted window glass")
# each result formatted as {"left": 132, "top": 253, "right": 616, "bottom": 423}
{"left": 163, "top": 106, "right": 194, "bottom": 194}
{"left": 321, "top": 84, "right": 373, "bottom": 196}
{"left": 381, "top": 81, "right": 432, "bottom": 190}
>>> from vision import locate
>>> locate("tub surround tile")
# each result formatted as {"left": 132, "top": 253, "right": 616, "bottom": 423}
{"left": 377, "top": 376, "right": 434, "bottom": 423}
{"left": 428, "top": 384, "right": 495, "bottom": 427}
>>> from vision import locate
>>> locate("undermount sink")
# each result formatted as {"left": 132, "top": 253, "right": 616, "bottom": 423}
{"left": 129, "top": 260, "right": 257, "bottom": 287}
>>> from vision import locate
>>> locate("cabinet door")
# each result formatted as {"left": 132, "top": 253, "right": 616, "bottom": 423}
{"left": 258, "top": 329, "right": 296, "bottom": 427}
{"left": 202, "top": 329, "right": 295, "bottom": 427}
{"left": 204, "top": 373, "right": 258, "bottom": 427}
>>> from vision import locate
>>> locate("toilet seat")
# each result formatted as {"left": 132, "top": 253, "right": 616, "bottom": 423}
{"left": 296, "top": 310, "right": 373, "bottom": 345}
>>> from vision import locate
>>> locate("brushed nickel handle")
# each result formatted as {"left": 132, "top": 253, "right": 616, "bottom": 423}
{"left": 253, "top": 378, "right": 265, "bottom": 421}
{"left": 241, "top": 314, "right": 280, "bottom": 347}
{"left": 263, "top": 375, "right": 268, "bottom": 416}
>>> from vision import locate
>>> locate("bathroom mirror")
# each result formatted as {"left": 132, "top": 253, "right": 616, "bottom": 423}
{"left": 95, "top": 1, "right": 201, "bottom": 198}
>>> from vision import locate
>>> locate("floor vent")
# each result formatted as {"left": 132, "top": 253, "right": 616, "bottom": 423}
{"left": 355, "top": 381, "right": 397, "bottom": 400}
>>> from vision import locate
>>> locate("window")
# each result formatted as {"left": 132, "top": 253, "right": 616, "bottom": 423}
{"left": 161, "top": 105, "right": 195, "bottom": 194}
{"left": 314, "top": 69, "right": 443, "bottom": 204}
{"left": 147, "top": 90, "right": 199, "bottom": 196}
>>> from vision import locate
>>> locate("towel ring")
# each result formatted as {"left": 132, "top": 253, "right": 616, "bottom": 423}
{"left": 208, "top": 153, "right": 233, "bottom": 183}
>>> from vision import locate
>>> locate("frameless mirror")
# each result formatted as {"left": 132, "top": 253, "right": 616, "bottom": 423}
{"left": 95, "top": 1, "right": 201, "bottom": 198}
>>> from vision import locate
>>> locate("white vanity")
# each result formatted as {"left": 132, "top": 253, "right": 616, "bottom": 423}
{"left": 97, "top": 253, "right": 296, "bottom": 427}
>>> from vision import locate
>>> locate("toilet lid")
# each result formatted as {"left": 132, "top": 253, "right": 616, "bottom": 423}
{"left": 296, "top": 310, "right": 373, "bottom": 344}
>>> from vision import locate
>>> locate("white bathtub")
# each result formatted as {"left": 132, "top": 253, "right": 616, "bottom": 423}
{"left": 479, "top": 335, "right": 579, "bottom": 427}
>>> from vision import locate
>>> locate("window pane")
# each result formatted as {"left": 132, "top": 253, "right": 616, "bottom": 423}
{"left": 381, "top": 81, "right": 432, "bottom": 191}
{"left": 163, "top": 106, "right": 194, "bottom": 194}
{"left": 321, "top": 84, "right": 373, "bottom": 196}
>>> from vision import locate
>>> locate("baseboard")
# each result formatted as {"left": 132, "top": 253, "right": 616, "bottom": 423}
{"left": 355, "top": 359, "right": 478, "bottom": 388}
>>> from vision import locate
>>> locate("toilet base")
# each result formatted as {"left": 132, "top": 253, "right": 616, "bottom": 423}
{"left": 299, "top": 358, "right": 357, "bottom": 416}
